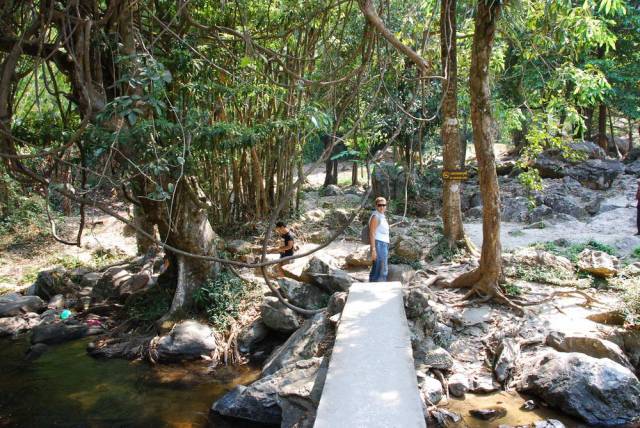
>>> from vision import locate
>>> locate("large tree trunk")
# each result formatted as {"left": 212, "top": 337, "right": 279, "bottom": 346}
{"left": 440, "top": 0, "right": 466, "bottom": 248}
{"left": 447, "top": 0, "right": 515, "bottom": 310}
{"left": 146, "top": 177, "right": 220, "bottom": 321}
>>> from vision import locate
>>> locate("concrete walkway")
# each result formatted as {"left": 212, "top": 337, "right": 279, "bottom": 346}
{"left": 314, "top": 281, "right": 425, "bottom": 428}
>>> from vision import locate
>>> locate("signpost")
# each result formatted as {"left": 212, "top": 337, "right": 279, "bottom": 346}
{"left": 442, "top": 170, "right": 469, "bottom": 180}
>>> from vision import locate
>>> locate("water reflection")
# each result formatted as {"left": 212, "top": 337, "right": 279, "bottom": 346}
{"left": 0, "top": 338, "right": 259, "bottom": 427}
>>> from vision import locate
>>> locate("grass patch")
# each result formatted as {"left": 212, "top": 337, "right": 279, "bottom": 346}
{"left": 503, "top": 282, "right": 522, "bottom": 296}
{"left": 388, "top": 254, "right": 422, "bottom": 270}
{"left": 125, "top": 284, "right": 175, "bottom": 323}
{"left": 512, "top": 265, "right": 574, "bottom": 284}
{"left": 532, "top": 239, "right": 617, "bottom": 263}
{"left": 193, "top": 270, "right": 250, "bottom": 330}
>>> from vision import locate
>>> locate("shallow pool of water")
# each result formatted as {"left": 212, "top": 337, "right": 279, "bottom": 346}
{"left": 0, "top": 338, "right": 260, "bottom": 427}
{"left": 444, "top": 391, "right": 586, "bottom": 427}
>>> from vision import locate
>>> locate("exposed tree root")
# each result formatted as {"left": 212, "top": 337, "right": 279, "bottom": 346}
{"left": 514, "top": 290, "right": 602, "bottom": 307}
{"left": 441, "top": 268, "right": 526, "bottom": 316}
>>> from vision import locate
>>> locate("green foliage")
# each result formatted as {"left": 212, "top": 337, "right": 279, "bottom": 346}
{"left": 503, "top": 282, "right": 522, "bottom": 296}
{"left": 632, "top": 246, "right": 640, "bottom": 259}
{"left": 533, "top": 239, "right": 617, "bottom": 263}
{"left": 388, "top": 254, "right": 422, "bottom": 271}
{"left": 0, "top": 193, "right": 51, "bottom": 246}
{"left": 512, "top": 265, "right": 574, "bottom": 283}
{"left": 125, "top": 285, "right": 175, "bottom": 323}
{"left": 193, "top": 271, "right": 248, "bottom": 329}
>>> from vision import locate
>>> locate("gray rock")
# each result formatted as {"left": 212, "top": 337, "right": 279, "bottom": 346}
{"left": 80, "top": 272, "right": 101, "bottom": 288}
{"left": 546, "top": 331, "right": 634, "bottom": 371}
{"left": 308, "top": 229, "right": 331, "bottom": 244}
{"left": 494, "top": 338, "right": 520, "bottom": 383}
{"left": 625, "top": 159, "right": 640, "bottom": 176}
{"left": 420, "top": 376, "right": 443, "bottom": 406}
{"left": 529, "top": 204, "right": 553, "bottom": 223}
{"left": 261, "top": 296, "right": 300, "bottom": 333}
{"left": 566, "top": 159, "right": 624, "bottom": 190}
{"left": 0, "top": 313, "right": 40, "bottom": 336}
{"left": 541, "top": 193, "right": 589, "bottom": 219}
{"left": 517, "top": 350, "right": 640, "bottom": 426}
{"left": 393, "top": 236, "right": 423, "bottom": 261}
{"left": 226, "top": 239, "right": 253, "bottom": 254}
{"left": 416, "top": 345, "right": 454, "bottom": 370}
{"left": 532, "top": 420, "right": 566, "bottom": 428}
{"left": 327, "top": 292, "right": 347, "bottom": 316}
{"left": 238, "top": 320, "right": 269, "bottom": 354}
{"left": 278, "top": 278, "right": 329, "bottom": 310}
{"left": 388, "top": 264, "right": 416, "bottom": 284}
{"left": 306, "top": 270, "right": 353, "bottom": 294}
{"left": 576, "top": 249, "right": 619, "bottom": 277}
{"left": 154, "top": 320, "right": 217, "bottom": 362}
{"left": 31, "top": 322, "right": 88, "bottom": 344}
{"left": 345, "top": 247, "right": 371, "bottom": 267}
{"left": 25, "top": 343, "right": 49, "bottom": 361}
{"left": 404, "top": 288, "right": 435, "bottom": 320}
{"left": 328, "top": 208, "right": 352, "bottom": 227}
{"left": 448, "top": 373, "right": 469, "bottom": 397}
{"left": 321, "top": 184, "right": 343, "bottom": 196}
{"left": 466, "top": 206, "right": 483, "bottom": 218}
{"left": 502, "top": 196, "right": 531, "bottom": 223}
{"left": 26, "top": 268, "right": 69, "bottom": 300}
{"left": 211, "top": 357, "right": 324, "bottom": 426}
{"left": 470, "top": 373, "right": 500, "bottom": 393}
{"left": 47, "top": 294, "right": 65, "bottom": 310}
{"left": 0, "top": 294, "right": 44, "bottom": 317}
{"left": 262, "top": 313, "right": 328, "bottom": 376}
{"left": 278, "top": 358, "right": 329, "bottom": 428}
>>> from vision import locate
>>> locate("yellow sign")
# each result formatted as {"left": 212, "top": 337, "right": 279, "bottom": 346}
{"left": 442, "top": 170, "right": 469, "bottom": 180}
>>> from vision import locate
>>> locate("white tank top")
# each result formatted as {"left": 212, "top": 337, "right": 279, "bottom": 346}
{"left": 370, "top": 211, "right": 390, "bottom": 243}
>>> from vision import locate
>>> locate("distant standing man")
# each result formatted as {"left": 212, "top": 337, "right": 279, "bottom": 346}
{"left": 636, "top": 179, "right": 640, "bottom": 235}
{"left": 369, "top": 196, "right": 390, "bottom": 282}
{"left": 268, "top": 221, "right": 296, "bottom": 277}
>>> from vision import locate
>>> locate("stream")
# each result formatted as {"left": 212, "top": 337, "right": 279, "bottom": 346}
{"left": 0, "top": 338, "right": 260, "bottom": 427}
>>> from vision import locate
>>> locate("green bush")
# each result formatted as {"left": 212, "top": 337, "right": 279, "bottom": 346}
{"left": 632, "top": 246, "right": 640, "bottom": 259}
{"left": 125, "top": 284, "right": 174, "bottom": 323}
{"left": 532, "top": 239, "right": 617, "bottom": 263}
{"left": 193, "top": 271, "right": 247, "bottom": 329}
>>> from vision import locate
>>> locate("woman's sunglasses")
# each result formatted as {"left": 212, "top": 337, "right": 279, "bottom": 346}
{"left": 377, "top": 204, "right": 386, "bottom": 207}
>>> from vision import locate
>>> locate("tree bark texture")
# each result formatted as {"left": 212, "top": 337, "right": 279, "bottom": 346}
{"left": 440, "top": 0, "right": 465, "bottom": 247}
{"left": 450, "top": 0, "right": 503, "bottom": 296}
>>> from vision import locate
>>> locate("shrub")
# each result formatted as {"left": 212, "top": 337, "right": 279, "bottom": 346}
{"left": 193, "top": 270, "right": 247, "bottom": 329}
{"left": 125, "top": 284, "right": 174, "bottom": 323}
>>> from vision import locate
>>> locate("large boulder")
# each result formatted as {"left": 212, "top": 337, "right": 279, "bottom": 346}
{"left": 0, "top": 313, "right": 40, "bottom": 336}
{"left": 419, "top": 375, "right": 444, "bottom": 406}
{"left": 546, "top": 331, "right": 634, "bottom": 371}
{"left": 625, "top": 159, "right": 640, "bottom": 176}
{"left": 321, "top": 184, "right": 342, "bottom": 197}
{"left": 278, "top": 278, "right": 329, "bottom": 310}
{"left": 26, "top": 268, "right": 70, "bottom": 300}
{"left": 226, "top": 239, "right": 253, "bottom": 255}
{"left": 153, "top": 320, "right": 217, "bottom": 362}
{"left": 393, "top": 235, "right": 423, "bottom": 261}
{"left": 211, "top": 357, "right": 325, "bottom": 427}
{"left": 565, "top": 159, "right": 624, "bottom": 190}
{"left": 388, "top": 264, "right": 416, "bottom": 284}
{"left": 262, "top": 313, "right": 329, "bottom": 376}
{"left": 261, "top": 296, "right": 300, "bottom": 333}
{"left": 517, "top": 350, "right": 640, "bottom": 426}
{"left": 494, "top": 338, "right": 520, "bottom": 383}
{"left": 0, "top": 294, "right": 45, "bottom": 317}
{"left": 345, "top": 247, "right": 372, "bottom": 267}
{"left": 501, "top": 196, "right": 531, "bottom": 223}
{"left": 301, "top": 256, "right": 354, "bottom": 293}
{"left": 576, "top": 249, "right": 619, "bottom": 278}
{"left": 31, "top": 321, "right": 88, "bottom": 345}
{"left": 326, "top": 292, "right": 347, "bottom": 316}
{"left": 238, "top": 319, "right": 269, "bottom": 354}
{"left": 503, "top": 248, "right": 574, "bottom": 274}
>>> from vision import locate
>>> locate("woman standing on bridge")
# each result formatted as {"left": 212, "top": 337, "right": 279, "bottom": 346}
{"left": 369, "top": 196, "right": 390, "bottom": 282}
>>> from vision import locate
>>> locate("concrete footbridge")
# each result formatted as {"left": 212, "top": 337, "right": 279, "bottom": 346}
{"left": 314, "top": 281, "right": 426, "bottom": 428}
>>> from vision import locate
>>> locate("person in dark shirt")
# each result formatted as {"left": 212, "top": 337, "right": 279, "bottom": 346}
{"left": 268, "top": 221, "right": 295, "bottom": 277}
